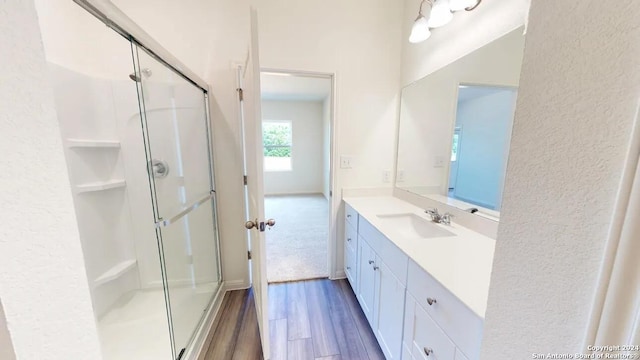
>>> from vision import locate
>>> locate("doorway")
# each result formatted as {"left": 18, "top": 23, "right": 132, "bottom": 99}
{"left": 260, "top": 71, "right": 333, "bottom": 283}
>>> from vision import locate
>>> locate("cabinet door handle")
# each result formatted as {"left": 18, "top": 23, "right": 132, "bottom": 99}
{"left": 347, "top": 238, "right": 352, "bottom": 242}
{"left": 347, "top": 214, "right": 352, "bottom": 218}
{"left": 373, "top": 266, "right": 379, "bottom": 270}
{"left": 346, "top": 266, "right": 351, "bottom": 270}
{"left": 424, "top": 347, "right": 433, "bottom": 356}
{"left": 368, "top": 260, "right": 375, "bottom": 265}
{"left": 427, "top": 297, "right": 437, "bottom": 306}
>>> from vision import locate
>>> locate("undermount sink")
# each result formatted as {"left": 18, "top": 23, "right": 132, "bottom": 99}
{"left": 376, "top": 213, "right": 456, "bottom": 239}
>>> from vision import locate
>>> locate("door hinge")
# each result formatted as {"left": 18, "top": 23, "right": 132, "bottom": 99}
{"left": 237, "top": 88, "right": 244, "bottom": 101}
{"left": 243, "top": 175, "right": 248, "bottom": 185}
{"left": 329, "top": 190, "right": 333, "bottom": 197}
{"left": 247, "top": 251, "right": 252, "bottom": 260}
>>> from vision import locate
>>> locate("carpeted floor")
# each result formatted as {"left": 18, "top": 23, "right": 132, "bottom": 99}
{"left": 264, "top": 194, "right": 329, "bottom": 283}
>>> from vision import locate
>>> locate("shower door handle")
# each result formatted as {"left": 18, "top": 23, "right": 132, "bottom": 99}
{"left": 149, "top": 159, "right": 169, "bottom": 178}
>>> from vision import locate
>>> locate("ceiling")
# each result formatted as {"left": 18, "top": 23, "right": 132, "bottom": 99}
{"left": 260, "top": 73, "right": 331, "bottom": 102}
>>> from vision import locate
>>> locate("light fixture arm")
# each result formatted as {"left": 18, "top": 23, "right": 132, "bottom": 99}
{"left": 416, "top": 0, "right": 433, "bottom": 18}
{"left": 465, "top": 0, "right": 482, "bottom": 11}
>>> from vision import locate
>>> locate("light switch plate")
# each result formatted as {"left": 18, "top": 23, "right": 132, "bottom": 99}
{"left": 340, "top": 155, "right": 353, "bottom": 169}
{"left": 397, "top": 170, "right": 405, "bottom": 182}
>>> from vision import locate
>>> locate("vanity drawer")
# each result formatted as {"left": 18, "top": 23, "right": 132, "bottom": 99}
{"left": 345, "top": 203, "right": 358, "bottom": 228}
{"left": 345, "top": 220, "right": 357, "bottom": 253}
{"left": 407, "top": 260, "right": 483, "bottom": 359}
{"left": 409, "top": 296, "right": 456, "bottom": 360}
{"left": 358, "top": 217, "right": 408, "bottom": 286}
{"left": 345, "top": 241, "right": 357, "bottom": 288}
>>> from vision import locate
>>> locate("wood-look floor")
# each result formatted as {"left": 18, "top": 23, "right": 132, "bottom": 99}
{"left": 201, "top": 278, "right": 384, "bottom": 360}
{"left": 199, "top": 288, "right": 263, "bottom": 360}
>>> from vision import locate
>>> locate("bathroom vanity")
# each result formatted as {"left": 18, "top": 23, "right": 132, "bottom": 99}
{"left": 343, "top": 196, "right": 495, "bottom": 360}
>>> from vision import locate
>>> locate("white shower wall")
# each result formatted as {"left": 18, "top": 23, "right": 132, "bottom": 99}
{"left": 49, "top": 63, "right": 157, "bottom": 316}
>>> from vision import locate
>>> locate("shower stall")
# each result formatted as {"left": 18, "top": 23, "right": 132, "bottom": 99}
{"left": 37, "top": 1, "right": 222, "bottom": 359}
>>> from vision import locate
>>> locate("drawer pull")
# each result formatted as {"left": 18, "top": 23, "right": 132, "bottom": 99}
{"left": 373, "top": 266, "right": 379, "bottom": 271}
{"left": 346, "top": 266, "right": 351, "bottom": 270}
{"left": 347, "top": 214, "right": 352, "bottom": 218}
{"left": 424, "top": 347, "right": 433, "bottom": 356}
{"left": 368, "top": 260, "right": 375, "bottom": 265}
{"left": 427, "top": 297, "right": 437, "bottom": 306}
{"left": 347, "top": 238, "right": 352, "bottom": 242}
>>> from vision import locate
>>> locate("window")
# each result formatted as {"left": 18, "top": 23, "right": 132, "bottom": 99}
{"left": 263, "top": 121, "right": 292, "bottom": 171}
{"left": 451, "top": 132, "right": 460, "bottom": 162}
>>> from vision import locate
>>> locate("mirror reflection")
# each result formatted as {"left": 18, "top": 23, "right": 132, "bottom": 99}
{"left": 448, "top": 84, "right": 517, "bottom": 210}
{"left": 395, "top": 27, "right": 526, "bottom": 218}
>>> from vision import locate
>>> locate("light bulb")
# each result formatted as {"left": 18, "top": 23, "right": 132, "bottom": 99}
{"left": 450, "top": 0, "right": 477, "bottom": 11}
{"left": 409, "top": 16, "right": 431, "bottom": 43}
{"left": 429, "top": 0, "right": 453, "bottom": 28}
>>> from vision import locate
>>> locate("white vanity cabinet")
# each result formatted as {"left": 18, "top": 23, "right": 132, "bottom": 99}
{"left": 342, "top": 200, "right": 487, "bottom": 360}
{"left": 403, "top": 260, "right": 483, "bottom": 360}
{"left": 357, "top": 217, "right": 409, "bottom": 360}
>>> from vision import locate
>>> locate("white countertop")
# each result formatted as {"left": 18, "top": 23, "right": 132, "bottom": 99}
{"left": 343, "top": 196, "right": 496, "bottom": 318}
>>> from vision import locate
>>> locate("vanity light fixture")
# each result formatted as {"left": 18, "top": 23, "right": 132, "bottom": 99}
{"left": 428, "top": 0, "right": 453, "bottom": 28}
{"left": 409, "top": 0, "right": 482, "bottom": 43}
{"left": 450, "top": 0, "right": 482, "bottom": 12}
{"left": 409, "top": 0, "right": 431, "bottom": 43}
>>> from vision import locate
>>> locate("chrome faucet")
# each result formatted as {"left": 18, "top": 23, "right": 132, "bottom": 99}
{"left": 425, "top": 208, "right": 454, "bottom": 225}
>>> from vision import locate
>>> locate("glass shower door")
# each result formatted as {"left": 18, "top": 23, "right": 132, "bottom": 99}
{"left": 132, "top": 43, "right": 221, "bottom": 358}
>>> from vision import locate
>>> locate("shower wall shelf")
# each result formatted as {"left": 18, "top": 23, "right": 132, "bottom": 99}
{"left": 93, "top": 259, "right": 138, "bottom": 288}
{"left": 76, "top": 179, "right": 126, "bottom": 193}
{"left": 66, "top": 139, "right": 121, "bottom": 148}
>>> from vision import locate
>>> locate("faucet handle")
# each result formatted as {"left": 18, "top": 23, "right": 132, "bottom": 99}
{"left": 441, "top": 212, "right": 454, "bottom": 225}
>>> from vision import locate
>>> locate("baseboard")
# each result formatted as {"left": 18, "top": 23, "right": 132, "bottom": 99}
{"left": 331, "top": 270, "right": 346, "bottom": 280}
{"left": 264, "top": 191, "right": 324, "bottom": 196}
{"left": 224, "top": 279, "right": 249, "bottom": 291}
{"left": 187, "top": 282, "right": 226, "bottom": 360}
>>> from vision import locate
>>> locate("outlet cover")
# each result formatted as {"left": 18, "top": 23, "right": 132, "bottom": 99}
{"left": 397, "top": 170, "right": 405, "bottom": 182}
{"left": 382, "top": 170, "right": 391, "bottom": 183}
{"left": 434, "top": 155, "right": 446, "bottom": 168}
{"left": 340, "top": 155, "right": 353, "bottom": 169}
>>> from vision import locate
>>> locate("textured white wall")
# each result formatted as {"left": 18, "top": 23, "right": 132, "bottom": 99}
{"left": 481, "top": 1, "right": 640, "bottom": 358}
{"left": 262, "top": 100, "right": 324, "bottom": 195}
{"left": 400, "top": 0, "right": 530, "bottom": 85}
{"left": 0, "top": 0, "right": 103, "bottom": 358}
{"left": 112, "top": 0, "right": 404, "bottom": 283}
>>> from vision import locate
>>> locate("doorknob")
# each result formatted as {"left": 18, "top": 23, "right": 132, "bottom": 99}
{"left": 245, "top": 219, "right": 258, "bottom": 229}
{"left": 245, "top": 219, "right": 276, "bottom": 231}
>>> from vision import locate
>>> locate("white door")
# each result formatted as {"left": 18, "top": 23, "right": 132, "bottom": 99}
{"left": 238, "top": 8, "right": 270, "bottom": 359}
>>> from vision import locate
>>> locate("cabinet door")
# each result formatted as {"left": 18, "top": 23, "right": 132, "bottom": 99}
{"left": 374, "top": 257, "right": 406, "bottom": 359}
{"left": 404, "top": 344, "right": 416, "bottom": 360}
{"left": 357, "top": 237, "right": 376, "bottom": 325}
{"left": 345, "top": 241, "right": 357, "bottom": 290}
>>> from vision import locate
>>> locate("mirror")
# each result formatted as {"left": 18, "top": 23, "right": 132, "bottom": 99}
{"left": 395, "top": 27, "right": 526, "bottom": 219}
